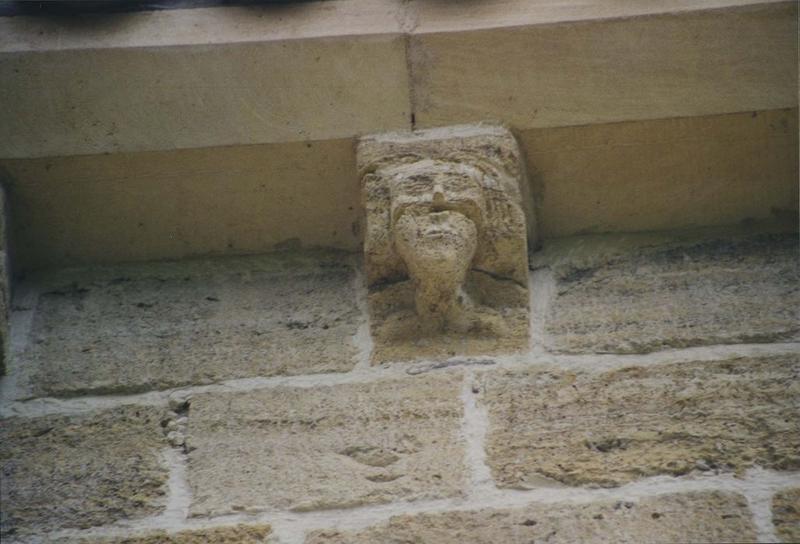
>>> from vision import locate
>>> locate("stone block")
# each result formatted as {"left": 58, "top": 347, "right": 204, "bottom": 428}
{"left": 0, "top": 406, "right": 168, "bottom": 537}
{"left": 0, "top": 3, "right": 409, "bottom": 158}
{"left": 410, "top": 2, "right": 797, "bottom": 130}
{"left": 63, "top": 524, "right": 273, "bottom": 544}
{"left": 773, "top": 488, "right": 800, "bottom": 543}
{"left": 2, "top": 1, "right": 795, "bottom": 160}
{"left": 540, "top": 232, "right": 799, "bottom": 354}
{"left": 480, "top": 355, "right": 800, "bottom": 488}
{"left": 185, "top": 373, "right": 466, "bottom": 516}
{"left": 521, "top": 108, "right": 798, "bottom": 239}
{"left": 2, "top": 138, "right": 361, "bottom": 273}
{"left": 358, "top": 125, "right": 530, "bottom": 363}
{"left": 21, "top": 251, "right": 360, "bottom": 397}
{"left": 306, "top": 491, "right": 755, "bottom": 543}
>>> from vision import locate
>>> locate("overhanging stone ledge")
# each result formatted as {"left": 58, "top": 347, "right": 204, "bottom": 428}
{"left": 0, "top": 0, "right": 795, "bottom": 159}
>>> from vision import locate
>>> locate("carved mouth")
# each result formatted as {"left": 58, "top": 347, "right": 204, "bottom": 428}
{"left": 393, "top": 201, "right": 483, "bottom": 228}
{"left": 423, "top": 224, "right": 458, "bottom": 235}
{"left": 418, "top": 212, "right": 472, "bottom": 239}
{"left": 420, "top": 227, "right": 463, "bottom": 242}
{"left": 421, "top": 231, "right": 456, "bottom": 243}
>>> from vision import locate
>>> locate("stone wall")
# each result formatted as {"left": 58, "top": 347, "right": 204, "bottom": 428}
{"left": 1, "top": 226, "right": 797, "bottom": 542}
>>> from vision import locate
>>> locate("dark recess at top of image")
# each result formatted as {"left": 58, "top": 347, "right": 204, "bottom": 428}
{"left": 0, "top": 0, "right": 315, "bottom": 17}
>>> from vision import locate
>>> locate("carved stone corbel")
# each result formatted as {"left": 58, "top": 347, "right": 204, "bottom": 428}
{"left": 357, "top": 124, "right": 533, "bottom": 363}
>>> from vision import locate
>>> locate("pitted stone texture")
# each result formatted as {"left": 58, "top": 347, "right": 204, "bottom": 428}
{"left": 306, "top": 491, "right": 754, "bottom": 544}
{"left": 64, "top": 524, "right": 273, "bottom": 543}
{"left": 186, "top": 373, "right": 466, "bottom": 516}
{"left": 369, "top": 273, "right": 529, "bottom": 363}
{"left": 541, "top": 233, "right": 799, "bottom": 354}
{"left": 773, "top": 488, "right": 800, "bottom": 543}
{"left": 359, "top": 125, "right": 530, "bottom": 363}
{"left": 0, "top": 406, "right": 168, "bottom": 537}
{"left": 480, "top": 355, "right": 800, "bottom": 488}
{"left": 22, "top": 251, "right": 360, "bottom": 397}
{"left": 358, "top": 125, "right": 532, "bottom": 286}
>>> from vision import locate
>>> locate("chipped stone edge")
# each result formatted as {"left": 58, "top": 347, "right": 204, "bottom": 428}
{"left": 0, "top": 282, "right": 38, "bottom": 404}
{"left": 350, "top": 257, "right": 374, "bottom": 372}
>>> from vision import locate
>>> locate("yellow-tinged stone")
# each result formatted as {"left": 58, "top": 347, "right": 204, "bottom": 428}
{"left": 186, "top": 373, "right": 466, "bottom": 516}
{"left": 480, "top": 355, "right": 800, "bottom": 488}
{"left": 0, "top": 7, "right": 409, "bottom": 158}
{"left": 411, "top": 2, "right": 796, "bottom": 130}
{"left": 368, "top": 274, "right": 529, "bottom": 363}
{"left": 773, "top": 488, "right": 800, "bottom": 543}
{"left": 522, "top": 108, "right": 798, "bottom": 239}
{"left": 358, "top": 124, "right": 531, "bottom": 363}
{"left": 63, "top": 524, "right": 273, "bottom": 544}
{"left": 540, "top": 232, "right": 799, "bottom": 354}
{"left": 2, "top": 138, "right": 361, "bottom": 273}
{"left": 3, "top": 109, "right": 794, "bottom": 271}
{"left": 306, "top": 491, "right": 755, "bottom": 544}
{"left": 0, "top": 406, "right": 168, "bottom": 537}
{"left": 19, "top": 251, "right": 360, "bottom": 397}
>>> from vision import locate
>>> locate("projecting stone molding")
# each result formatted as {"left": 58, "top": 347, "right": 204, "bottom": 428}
{"left": 357, "top": 124, "right": 533, "bottom": 363}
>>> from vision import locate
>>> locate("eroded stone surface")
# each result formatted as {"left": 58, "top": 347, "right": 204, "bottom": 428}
{"left": 369, "top": 272, "right": 529, "bottom": 363}
{"left": 0, "top": 406, "right": 168, "bottom": 537}
{"left": 306, "top": 491, "right": 754, "bottom": 544}
{"left": 773, "top": 488, "right": 800, "bottom": 543}
{"left": 540, "top": 233, "right": 799, "bottom": 354}
{"left": 21, "top": 251, "right": 360, "bottom": 397}
{"left": 358, "top": 125, "right": 530, "bottom": 363}
{"left": 186, "top": 373, "right": 466, "bottom": 516}
{"left": 480, "top": 355, "right": 800, "bottom": 488}
{"left": 63, "top": 524, "right": 273, "bottom": 543}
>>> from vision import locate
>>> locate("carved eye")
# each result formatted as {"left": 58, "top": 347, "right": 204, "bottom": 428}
{"left": 392, "top": 177, "right": 432, "bottom": 197}
{"left": 441, "top": 174, "right": 482, "bottom": 195}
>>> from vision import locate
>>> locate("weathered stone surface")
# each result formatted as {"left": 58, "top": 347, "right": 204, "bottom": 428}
{"left": 521, "top": 108, "right": 798, "bottom": 239}
{"left": 411, "top": 2, "right": 796, "bottom": 130}
{"left": 66, "top": 524, "right": 273, "bottom": 544}
{"left": 21, "top": 251, "right": 360, "bottom": 397}
{"left": 0, "top": 406, "right": 168, "bottom": 537}
{"left": 540, "top": 233, "right": 799, "bottom": 354}
{"left": 368, "top": 274, "right": 529, "bottom": 363}
{"left": 0, "top": 181, "right": 8, "bottom": 376}
{"left": 480, "top": 355, "right": 800, "bottom": 488}
{"left": 306, "top": 491, "right": 755, "bottom": 544}
{"left": 4, "top": 138, "right": 363, "bottom": 273}
{"left": 0, "top": 9, "right": 409, "bottom": 159}
{"left": 773, "top": 488, "right": 800, "bottom": 543}
{"left": 186, "top": 373, "right": 466, "bottom": 516}
{"left": 358, "top": 125, "right": 530, "bottom": 363}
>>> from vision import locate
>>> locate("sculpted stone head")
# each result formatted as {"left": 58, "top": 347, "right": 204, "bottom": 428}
{"left": 388, "top": 163, "right": 484, "bottom": 326}
{"left": 358, "top": 124, "right": 532, "bottom": 334}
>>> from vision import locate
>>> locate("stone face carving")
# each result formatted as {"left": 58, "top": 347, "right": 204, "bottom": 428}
{"left": 358, "top": 124, "right": 532, "bottom": 362}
